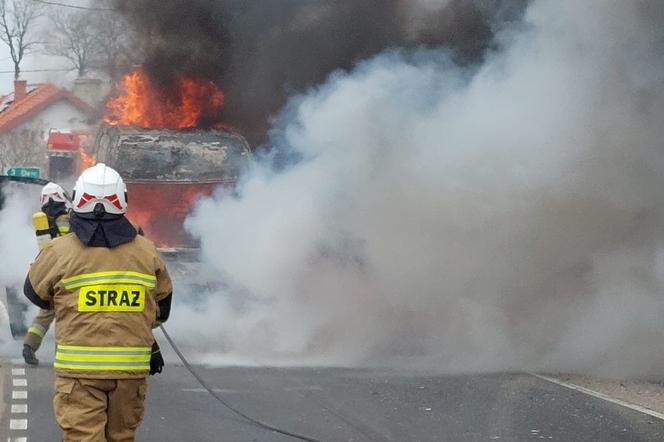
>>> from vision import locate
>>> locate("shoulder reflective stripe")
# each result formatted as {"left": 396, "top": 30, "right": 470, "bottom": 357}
{"left": 62, "top": 271, "right": 157, "bottom": 289}
{"left": 54, "top": 344, "right": 151, "bottom": 371}
{"left": 63, "top": 277, "right": 155, "bottom": 289}
{"left": 27, "top": 326, "right": 45, "bottom": 338}
{"left": 62, "top": 272, "right": 157, "bottom": 288}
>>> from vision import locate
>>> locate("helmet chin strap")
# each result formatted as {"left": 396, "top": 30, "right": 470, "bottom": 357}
{"left": 74, "top": 207, "right": 123, "bottom": 221}
{"left": 93, "top": 202, "right": 106, "bottom": 218}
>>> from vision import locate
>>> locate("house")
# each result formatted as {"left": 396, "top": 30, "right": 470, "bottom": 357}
{"left": 0, "top": 80, "right": 98, "bottom": 178}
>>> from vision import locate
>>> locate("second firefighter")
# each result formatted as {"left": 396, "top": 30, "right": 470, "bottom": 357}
{"left": 23, "top": 182, "right": 72, "bottom": 366}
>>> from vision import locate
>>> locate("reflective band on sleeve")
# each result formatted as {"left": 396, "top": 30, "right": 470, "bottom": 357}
{"left": 54, "top": 344, "right": 151, "bottom": 371}
{"left": 58, "top": 226, "right": 70, "bottom": 234}
{"left": 62, "top": 271, "right": 157, "bottom": 290}
{"left": 27, "top": 325, "right": 46, "bottom": 338}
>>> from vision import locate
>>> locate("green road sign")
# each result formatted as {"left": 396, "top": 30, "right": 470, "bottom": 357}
{"left": 5, "top": 167, "right": 41, "bottom": 179}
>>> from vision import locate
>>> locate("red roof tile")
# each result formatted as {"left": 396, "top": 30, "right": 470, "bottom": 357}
{"left": 0, "top": 83, "right": 96, "bottom": 134}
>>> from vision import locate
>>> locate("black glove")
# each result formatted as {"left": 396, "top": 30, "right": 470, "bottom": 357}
{"left": 150, "top": 341, "right": 164, "bottom": 375}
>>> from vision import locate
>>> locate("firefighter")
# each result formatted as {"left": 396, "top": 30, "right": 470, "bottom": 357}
{"left": 23, "top": 163, "right": 172, "bottom": 442}
{"left": 23, "top": 182, "right": 72, "bottom": 366}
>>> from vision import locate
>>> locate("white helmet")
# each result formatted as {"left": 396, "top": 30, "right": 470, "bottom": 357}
{"left": 41, "top": 182, "right": 71, "bottom": 208}
{"left": 72, "top": 163, "right": 128, "bottom": 215}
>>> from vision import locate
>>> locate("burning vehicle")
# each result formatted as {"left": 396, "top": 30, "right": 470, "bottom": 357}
{"left": 91, "top": 67, "right": 251, "bottom": 250}
{"left": 90, "top": 124, "right": 251, "bottom": 249}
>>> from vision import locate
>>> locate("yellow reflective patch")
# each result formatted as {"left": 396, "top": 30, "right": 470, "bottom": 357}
{"left": 27, "top": 326, "right": 45, "bottom": 338}
{"left": 77, "top": 285, "right": 146, "bottom": 312}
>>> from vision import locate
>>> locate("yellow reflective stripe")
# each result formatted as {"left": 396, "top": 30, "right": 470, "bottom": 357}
{"left": 27, "top": 326, "right": 45, "bottom": 338}
{"left": 62, "top": 271, "right": 156, "bottom": 289}
{"left": 58, "top": 226, "right": 70, "bottom": 234}
{"left": 54, "top": 362, "right": 150, "bottom": 371}
{"left": 64, "top": 278, "right": 155, "bottom": 289}
{"left": 57, "top": 344, "right": 151, "bottom": 352}
{"left": 56, "top": 353, "right": 150, "bottom": 363}
{"left": 63, "top": 271, "right": 157, "bottom": 282}
{"left": 54, "top": 344, "right": 151, "bottom": 371}
{"left": 63, "top": 273, "right": 156, "bottom": 288}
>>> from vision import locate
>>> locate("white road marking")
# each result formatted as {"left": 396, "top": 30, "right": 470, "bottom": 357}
{"left": 531, "top": 373, "right": 664, "bottom": 421}
{"left": 11, "top": 404, "right": 27, "bottom": 414}
{"left": 9, "top": 420, "right": 27, "bottom": 430}
{"left": 9, "top": 364, "right": 29, "bottom": 441}
{"left": 11, "top": 391, "right": 27, "bottom": 400}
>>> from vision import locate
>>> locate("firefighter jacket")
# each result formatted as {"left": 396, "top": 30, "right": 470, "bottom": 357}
{"left": 24, "top": 229, "right": 172, "bottom": 380}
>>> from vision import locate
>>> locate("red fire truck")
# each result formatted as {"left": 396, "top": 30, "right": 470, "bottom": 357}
{"left": 46, "top": 129, "right": 93, "bottom": 181}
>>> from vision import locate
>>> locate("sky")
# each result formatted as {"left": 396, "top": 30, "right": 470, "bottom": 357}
{"left": 0, "top": 0, "right": 94, "bottom": 95}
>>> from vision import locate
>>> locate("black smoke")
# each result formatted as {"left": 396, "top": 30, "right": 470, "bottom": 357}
{"left": 114, "top": 0, "right": 529, "bottom": 145}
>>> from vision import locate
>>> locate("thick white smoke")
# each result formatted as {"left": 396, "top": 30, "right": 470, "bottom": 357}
{"left": 0, "top": 187, "right": 40, "bottom": 351}
{"left": 0, "top": 187, "right": 39, "bottom": 286}
{"left": 181, "top": 0, "right": 664, "bottom": 376}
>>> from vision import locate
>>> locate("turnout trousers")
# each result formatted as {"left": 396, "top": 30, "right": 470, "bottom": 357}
{"left": 53, "top": 376, "right": 147, "bottom": 442}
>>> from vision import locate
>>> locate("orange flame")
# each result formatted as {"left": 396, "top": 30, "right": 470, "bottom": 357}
{"left": 126, "top": 182, "right": 220, "bottom": 248}
{"left": 103, "top": 68, "right": 224, "bottom": 129}
{"left": 78, "top": 147, "right": 96, "bottom": 172}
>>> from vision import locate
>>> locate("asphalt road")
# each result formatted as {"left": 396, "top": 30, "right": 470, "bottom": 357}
{"left": 3, "top": 361, "right": 664, "bottom": 441}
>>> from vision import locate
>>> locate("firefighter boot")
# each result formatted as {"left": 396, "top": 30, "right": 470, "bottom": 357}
{"left": 22, "top": 344, "right": 38, "bottom": 366}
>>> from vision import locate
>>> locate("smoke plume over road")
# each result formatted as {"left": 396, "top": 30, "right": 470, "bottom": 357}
{"left": 177, "top": 0, "right": 664, "bottom": 377}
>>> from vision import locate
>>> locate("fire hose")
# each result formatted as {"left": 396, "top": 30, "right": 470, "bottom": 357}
{"left": 159, "top": 325, "right": 322, "bottom": 442}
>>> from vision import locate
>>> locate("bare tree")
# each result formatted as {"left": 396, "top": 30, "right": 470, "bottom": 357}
{"left": 0, "top": 0, "right": 43, "bottom": 80}
{"left": 44, "top": 8, "right": 97, "bottom": 77}
{"left": 90, "top": 7, "right": 140, "bottom": 81}
{"left": 0, "top": 125, "right": 47, "bottom": 173}
{"left": 43, "top": 1, "right": 139, "bottom": 81}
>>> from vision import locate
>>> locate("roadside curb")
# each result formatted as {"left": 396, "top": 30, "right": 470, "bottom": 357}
{"left": 531, "top": 373, "right": 664, "bottom": 422}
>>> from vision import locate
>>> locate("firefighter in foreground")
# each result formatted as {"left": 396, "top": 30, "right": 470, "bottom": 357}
{"left": 24, "top": 163, "right": 172, "bottom": 441}
{"left": 23, "top": 182, "right": 72, "bottom": 366}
